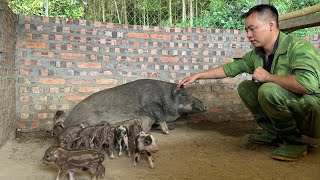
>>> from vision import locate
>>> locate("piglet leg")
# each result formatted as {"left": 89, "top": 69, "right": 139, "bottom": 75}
{"left": 146, "top": 151, "right": 154, "bottom": 169}
{"left": 56, "top": 169, "right": 67, "bottom": 180}
{"left": 118, "top": 140, "right": 123, "bottom": 157}
{"left": 68, "top": 171, "right": 76, "bottom": 180}
{"left": 133, "top": 152, "right": 141, "bottom": 167}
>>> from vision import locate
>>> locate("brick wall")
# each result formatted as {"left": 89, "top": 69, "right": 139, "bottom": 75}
{"left": 0, "top": 1, "right": 17, "bottom": 145}
{"left": 14, "top": 14, "right": 320, "bottom": 132}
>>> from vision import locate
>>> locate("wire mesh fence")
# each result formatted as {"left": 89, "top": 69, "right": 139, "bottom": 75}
{"left": 82, "top": 0, "right": 212, "bottom": 27}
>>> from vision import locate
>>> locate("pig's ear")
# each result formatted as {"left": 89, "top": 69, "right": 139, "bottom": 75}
{"left": 61, "top": 122, "right": 65, "bottom": 128}
{"left": 172, "top": 88, "right": 181, "bottom": 97}
{"left": 53, "top": 149, "right": 61, "bottom": 158}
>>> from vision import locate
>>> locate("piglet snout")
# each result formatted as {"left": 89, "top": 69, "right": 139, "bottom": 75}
{"left": 151, "top": 145, "right": 159, "bottom": 153}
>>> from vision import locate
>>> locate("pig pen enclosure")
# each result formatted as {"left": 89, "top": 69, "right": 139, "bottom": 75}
{"left": 0, "top": 120, "right": 320, "bottom": 180}
{"left": 1, "top": 1, "right": 320, "bottom": 180}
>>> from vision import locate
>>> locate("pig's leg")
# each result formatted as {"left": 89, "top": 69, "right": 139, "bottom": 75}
{"left": 109, "top": 142, "right": 115, "bottom": 159}
{"left": 68, "top": 171, "right": 76, "bottom": 180}
{"left": 142, "top": 103, "right": 169, "bottom": 134}
{"left": 118, "top": 140, "right": 123, "bottom": 156}
{"left": 56, "top": 169, "right": 67, "bottom": 180}
{"left": 84, "top": 138, "right": 90, "bottom": 149}
{"left": 91, "top": 168, "right": 98, "bottom": 180}
{"left": 126, "top": 143, "right": 131, "bottom": 157}
{"left": 122, "top": 136, "right": 130, "bottom": 156}
{"left": 133, "top": 151, "right": 141, "bottom": 167}
{"left": 146, "top": 151, "right": 154, "bottom": 169}
{"left": 97, "top": 163, "right": 106, "bottom": 178}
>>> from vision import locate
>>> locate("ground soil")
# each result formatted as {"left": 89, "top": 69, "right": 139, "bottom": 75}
{"left": 0, "top": 120, "right": 319, "bottom": 180}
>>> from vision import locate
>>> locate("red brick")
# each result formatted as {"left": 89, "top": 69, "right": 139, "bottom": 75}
{"left": 26, "top": 42, "right": 46, "bottom": 48}
{"left": 78, "top": 87, "right": 102, "bottom": 93}
{"left": 127, "top": 32, "right": 149, "bottom": 39}
{"left": 60, "top": 53, "right": 84, "bottom": 59}
{"left": 221, "top": 78, "right": 237, "bottom": 84}
{"left": 68, "top": 79, "right": 93, "bottom": 84}
{"left": 65, "top": 95, "right": 89, "bottom": 101}
{"left": 55, "top": 35, "right": 63, "bottom": 41}
{"left": 233, "top": 50, "right": 246, "bottom": 57}
{"left": 222, "top": 58, "right": 233, "bottom": 63}
{"left": 20, "top": 68, "right": 29, "bottom": 75}
{"left": 160, "top": 57, "right": 179, "bottom": 63}
{"left": 18, "top": 123, "right": 25, "bottom": 129}
{"left": 39, "top": 78, "right": 65, "bottom": 84}
{"left": 38, "top": 113, "right": 47, "bottom": 119}
{"left": 96, "top": 79, "right": 117, "bottom": 85}
{"left": 209, "top": 106, "right": 224, "bottom": 113}
{"left": 77, "top": 62, "right": 101, "bottom": 69}
{"left": 150, "top": 34, "right": 171, "bottom": 40}
{"left": 31, "top": 121, "right": 40, "bottom": 128}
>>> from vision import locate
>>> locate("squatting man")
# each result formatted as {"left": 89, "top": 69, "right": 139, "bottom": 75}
{"left": 177, "top": 4, "right": 320, "bottom": 161}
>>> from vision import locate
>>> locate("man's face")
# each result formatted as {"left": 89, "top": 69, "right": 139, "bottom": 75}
{"left": 244, "top": 12, "right": 271, "bottom": 48}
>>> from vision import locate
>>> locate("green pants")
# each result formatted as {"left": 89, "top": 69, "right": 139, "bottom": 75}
{"left": 237, "top": 80, "right": 320, "bottom": 140}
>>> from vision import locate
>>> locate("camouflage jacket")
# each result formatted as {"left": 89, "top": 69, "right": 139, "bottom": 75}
{"left": 222, "top": 32, "right": 320, "bottom": 98}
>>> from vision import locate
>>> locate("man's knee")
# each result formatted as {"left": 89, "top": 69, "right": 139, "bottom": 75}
{"left": 237, "top": 80, "right": 256, "bottom": 98}
{"left": 258, "top": 82, "right": 284, "bottom": 104}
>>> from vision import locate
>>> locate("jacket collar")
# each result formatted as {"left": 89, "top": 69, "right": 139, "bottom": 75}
{"left": 276, "top": 31, "right": 289, "bottom": 55}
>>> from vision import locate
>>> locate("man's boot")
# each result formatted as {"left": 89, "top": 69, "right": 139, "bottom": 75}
{"left": 248, "top": 132, "right": 280, "bottom": 146}
{"left": 271, "top": 130, "right": 308, "bottom": 161}
{"left": 249, "top": 117, "right": 280, "bottom": 146}
{"left": 271, "top": 144, "right": 307, "bottom": 161}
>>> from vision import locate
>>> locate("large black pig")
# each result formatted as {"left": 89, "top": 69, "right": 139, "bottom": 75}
{"left": 59, "top": 79, "right": 206, "bottom": 134}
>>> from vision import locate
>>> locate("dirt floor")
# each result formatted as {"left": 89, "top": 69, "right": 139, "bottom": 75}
{"left": 0, "top": 120, "right": 319, "bottom": 180}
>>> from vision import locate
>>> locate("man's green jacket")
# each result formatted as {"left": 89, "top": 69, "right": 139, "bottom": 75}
{"left": 222, "top": 31, "right": 320, "bottom": 138}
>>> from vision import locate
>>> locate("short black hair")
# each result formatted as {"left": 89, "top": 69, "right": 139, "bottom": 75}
{"left": 242, "top": 4, "right": 279, "bottom": 28}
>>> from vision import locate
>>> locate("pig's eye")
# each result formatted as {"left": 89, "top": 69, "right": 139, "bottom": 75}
{"left": 179, "top": 95, "right": 187, "bottom": 102}
{"left": 144, "top": 140, "right": 151, "bottom": 146}
{"left": 45, "top": 155, "right": 50, "bottom": 159}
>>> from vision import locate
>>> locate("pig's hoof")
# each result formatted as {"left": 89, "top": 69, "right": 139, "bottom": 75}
{"left": 163, "top": 130, "right": 169, "bottom": 135}
{"left": 118, "top": 152, "right": 122, "bottom": 157}
{"left": 160, "top": 122, "right": 169, "bottom": 135}
{"left": 133, "top": 162, "right": 137, "bottom": 167}
{"left": 110, "top": 154, "right": 115, "bottom": 159}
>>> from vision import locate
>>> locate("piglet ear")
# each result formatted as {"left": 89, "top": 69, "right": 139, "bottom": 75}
{"left": 61, "top": 122, "right": 65, "bottom": 128}
{"left": 53, "top": 149, "right": 60, "bottom": 158}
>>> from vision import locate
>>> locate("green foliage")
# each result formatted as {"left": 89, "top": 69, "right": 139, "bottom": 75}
{"left": 196, "top": 0, "right": 255, "bottom": 29}
{"left": 6, "top": 0, "right": 83, "bottom": 18}
{"left": 270, "top": 0, "right": 320, "bottom": 36}
{"left": 5, "top": 0, "right": 320, "bottom": 36}
{"left": 169, "top": 0, "right": 255, "bottom": 29}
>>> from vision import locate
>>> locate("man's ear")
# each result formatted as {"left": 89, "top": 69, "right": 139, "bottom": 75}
{"left": 269, "top": 20, "right": 276, "bottom": 31}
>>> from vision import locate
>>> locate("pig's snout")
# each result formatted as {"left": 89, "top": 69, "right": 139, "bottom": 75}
{"left": 151, "top": 145, "right": 159, "bottom": 153}
{"left": 193, "top": 101, "right": 206, "bottom": 112}
{"left": 123, "top": 136, "right": 129, "bottom": 149}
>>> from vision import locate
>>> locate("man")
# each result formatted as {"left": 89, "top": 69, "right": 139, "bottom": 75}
{"left": 177, "top": 4, "right": 320, "bottom": 161}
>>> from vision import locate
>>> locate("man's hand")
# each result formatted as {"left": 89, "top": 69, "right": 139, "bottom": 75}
{"left": 177, "top": 66, "right": 227, "bottom": 88}
{"left": 252, "top": 67, "right": 309, "bottom": 94}
{"left": 177, "top": 74, "right": 199, "bottom": 88}
{"left": 252, "top": 67, "right": 271, "bottom": 82}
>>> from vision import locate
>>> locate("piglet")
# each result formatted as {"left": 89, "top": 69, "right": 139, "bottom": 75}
{"left": 58, "top": 124, "right": 86, "bottom": 149}
{"left": 52, "top": 110, "right": 67, "bottom": 138}
{"left": 133, "top": 131, "right": 158, "bottom": 169}
{"left": 42, "top": 146, "right": 105, "bottom": 180}
{"left": 115, "top": 125, "right": 130, "bottom": 157}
